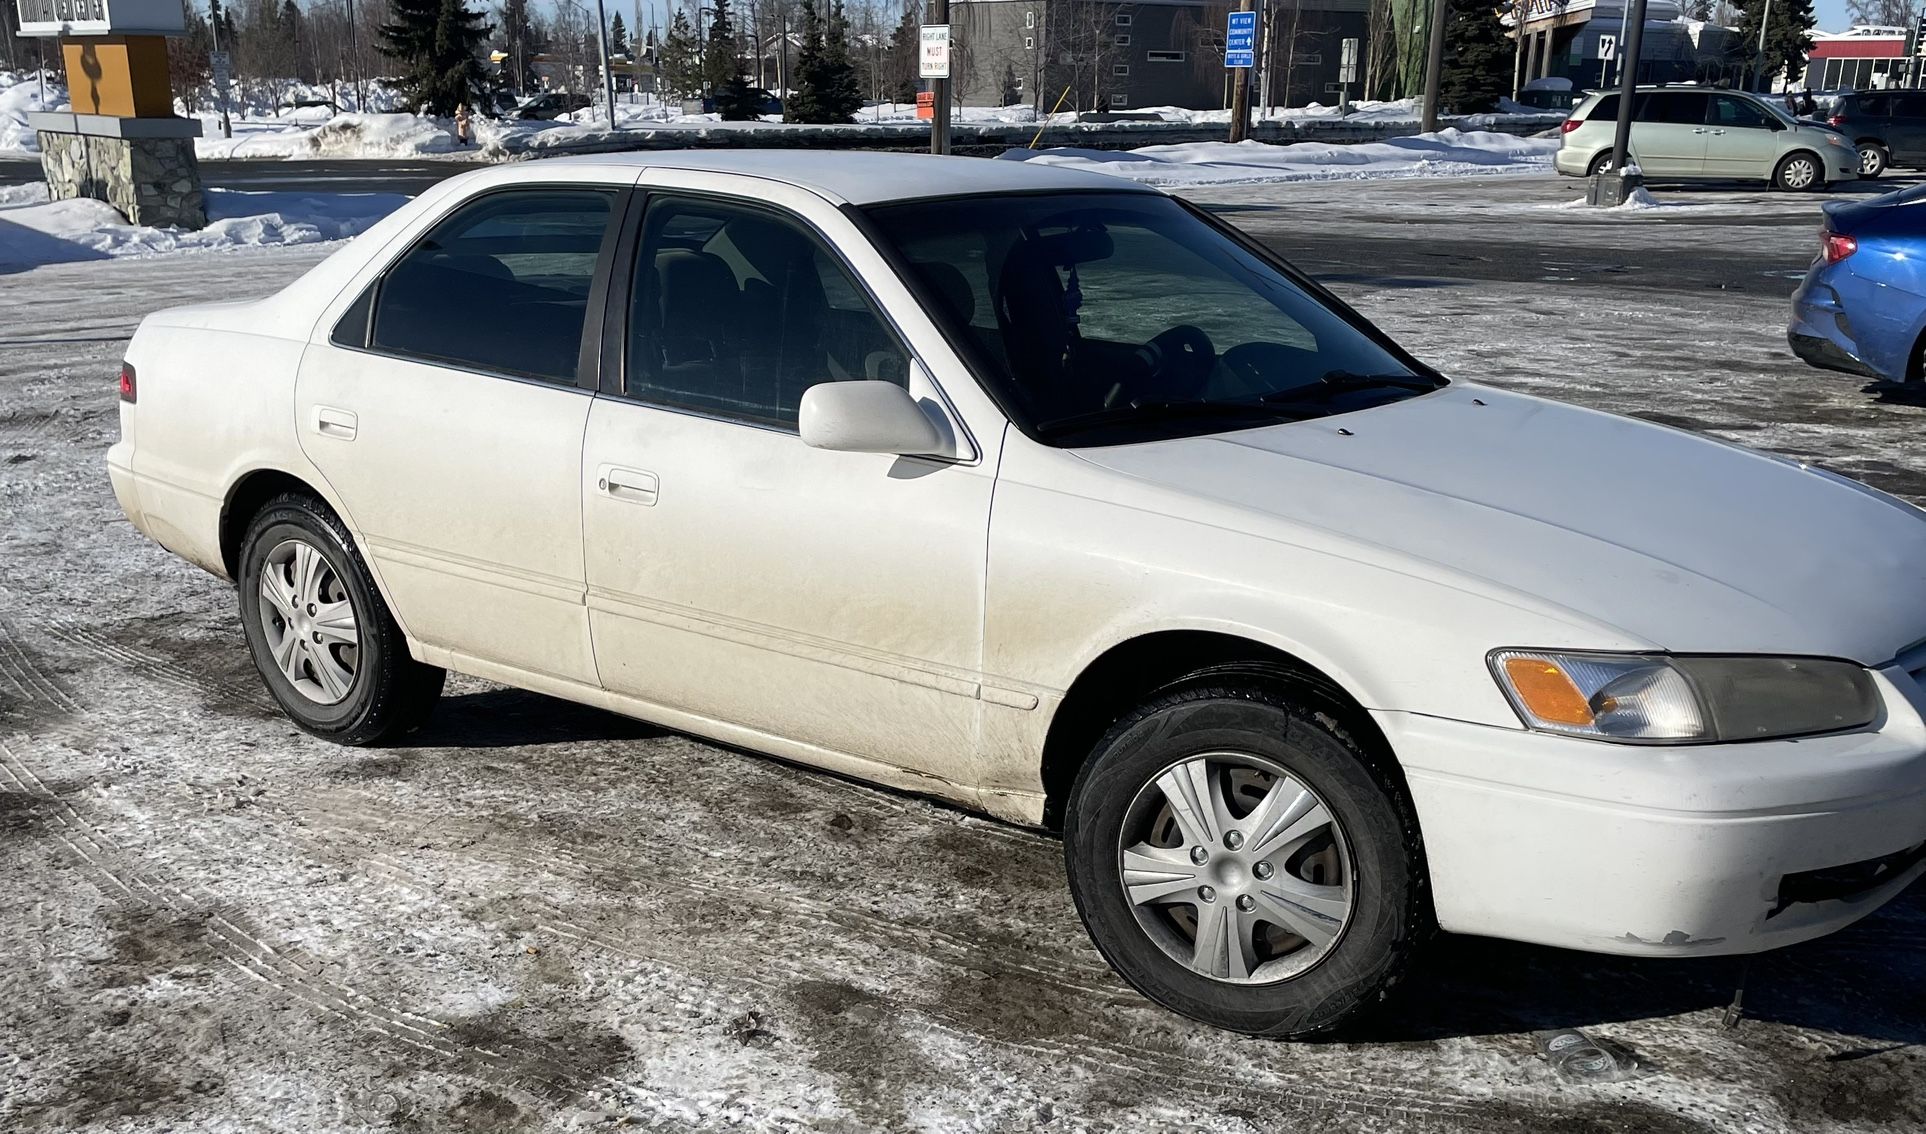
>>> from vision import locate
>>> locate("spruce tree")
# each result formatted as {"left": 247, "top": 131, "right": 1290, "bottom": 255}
{"left": 821, "top": 0, "right": 863, "bottom": 120}
{"left": 702, "top": 0, "right": 739, "bottom": 95}
{"left": 379, "top": 0, "right": 493, "bottom": 115}
{"left": 785, "top": 0, "right": 829, "bottom": 121}
{"left": 1438, "top": 0, "right": 1510, "bottom": 114}
{"left": 884, "top": 3, "right": 919, "bottom": 103}
{"left": 609, "top": 11, "right": 628, "bottom": 55}
{"left": 715, "top": 75, "right": 770, "bottom": 119}
{"left": 659, "top": 10, "right": 702, "bottom": 100}
{"left": 1733, "top": 0, "right": 1815, "bottom": 88}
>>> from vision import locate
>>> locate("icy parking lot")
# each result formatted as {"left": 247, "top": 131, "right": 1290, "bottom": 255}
{"left": 3, "top": 178, "right": 1926, "bottom": 1133}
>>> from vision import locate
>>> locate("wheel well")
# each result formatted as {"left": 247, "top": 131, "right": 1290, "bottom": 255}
{"left": 1037, "top": 631, "right": 1404, "bottom": 830}
{"left": 220, "top": 470, "right": 326, "bottom": 578}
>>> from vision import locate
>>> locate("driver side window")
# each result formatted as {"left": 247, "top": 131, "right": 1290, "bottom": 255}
{"left": 625, "top": 197, "right": 910, "bottom": 430}
{"left": 1068, "top": 225, "right": 1316, "bottom": 354}
{"left": 1711, "top": 95, "right": 1771, "bottom": 129}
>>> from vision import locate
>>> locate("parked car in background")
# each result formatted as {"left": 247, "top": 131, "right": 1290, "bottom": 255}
{"left": 1556, "top": 86, "right": 1859, "bottom": 190}
{"left": 517, "top": 91, "right": 594, "bottom": 120}
{"left": 108, "top": 152, "right": 1926, "bottom": 1038}
{"left": 1790, "top": 183, "right": 1926, "bottom": 383}
{"left": 1819, "top": 89, "right": 1926, "bottom": 178}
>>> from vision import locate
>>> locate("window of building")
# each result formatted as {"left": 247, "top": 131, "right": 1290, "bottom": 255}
{"left": 1025, "top": 35, "right": 1035, "bottom": 49}
{"left": 1110, "top": 92, "right": 1128, "bottom": 106}
{"left": 1025, "top": 9, "right": 1034, "bottom": 27}
{"left": 627, "top": 197, "right": 910, "bottom": 431}
{"left": 1115, "top": 12, "right": 1131, "bottom": 25}
{"left": 1115, "top": 33, "right": 1131, "bottom": 45}
{"left": 1146, "top": 49, "right": 1185, "bottom": 62}
{"left": 368, "top": 189, "right": 614, "bottom": 384}
{"left": 1114, "top": 63, "right": 1130, "bottom": 76}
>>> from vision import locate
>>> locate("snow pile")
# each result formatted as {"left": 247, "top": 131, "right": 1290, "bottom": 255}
{"left": 0, "top": 187, "right": 408, "bottom": 270}
{"left": 193, "top": 111, "right": 471, "bottom": 159}
{"left": 1, "top": 70, "right": 67, "bottom": 155}
{"left": 1000, "top": 129, "right": 1560, "bottom": 187}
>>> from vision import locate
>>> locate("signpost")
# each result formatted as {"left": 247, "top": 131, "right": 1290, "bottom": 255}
{"left": 209, "top": 47, "right": 232, "bottom": 139}
{"left": 924, "top": 4, "right": 950, "bottom": 154}
{"left": 1226, "top": 3, "right": 1254, "bottom": 142}
{"left": 1338, "top": 36, "right": 1357, "bottom": 115}
{"left": 1596, "top": 33, "right": 1616, "bottom": 87}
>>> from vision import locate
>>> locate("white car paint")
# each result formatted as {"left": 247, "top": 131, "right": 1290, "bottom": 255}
{"left": 107, "top": 151, "right": 1926, "bottom": 960}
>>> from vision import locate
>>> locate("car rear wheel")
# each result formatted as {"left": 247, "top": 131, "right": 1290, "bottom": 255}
{"left": 1858, "top": 143, "right": 1889, "bottom": 178}
{"left": 238, "top": 492, "right": 444, "bottom": 744}
{"left": 1774, "top": 152, "right": 1824, "bottom": 191}
{"left": 1586, "top": 151, "right": 1617, "bottom": 177}
{"left": 1062, "top": 685, "right": 1427, "bottom": 1037}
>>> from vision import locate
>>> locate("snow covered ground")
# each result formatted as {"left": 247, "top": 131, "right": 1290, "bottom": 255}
{"left": 0, "top": 184, "right": 408, "bottom": 270}
{"left": 1001, "top": 129, "right": 1558, "bottom": 187}
{"left": 3, "top": 179, "right": 1925, "bottom": 1132}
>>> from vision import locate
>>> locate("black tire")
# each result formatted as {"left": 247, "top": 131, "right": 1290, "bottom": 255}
{"left": 237, "top": 492, "right": 444, "bottom": 745}
{"left": 1858, "top": 143, "right": 1888, "bottom": 179}
{"left": 1062, "top": 685, "right": 1427, "bottom": 1037}
{"left": 1586, "top": 150, "right": 1617, "bottom": 177}
{"left": 1773, "top": 151, "right": 1825, "bottom": 192}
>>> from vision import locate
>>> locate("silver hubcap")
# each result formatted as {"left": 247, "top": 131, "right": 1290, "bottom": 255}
{"left": 1119, "top": 752, "right": 1354, "bottom": 984}
{"left": 1785, "top": 159, "right": 1817, "bottom": 188}
{"left": 1860, "top": 147, "right": 1882, "bottom": 175}
{"left": 257, "top": 538, "right": 360, "bottom": 705}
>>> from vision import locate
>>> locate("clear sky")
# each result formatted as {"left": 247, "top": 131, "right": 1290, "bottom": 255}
{"left": 1814, "top": 0, "right": 1856, "bottom": 33}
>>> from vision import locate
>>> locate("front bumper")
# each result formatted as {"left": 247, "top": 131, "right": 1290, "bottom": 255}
{"left": 1377, "top": 663, "right": 1926, "bottom": 956}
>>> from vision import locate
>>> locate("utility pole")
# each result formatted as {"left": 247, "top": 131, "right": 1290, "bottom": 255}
{"left": 1256, "top": 0, "right": 1271, "bottom": 122}
{"left": 346, "top": 0, "right": 365, "bottom": 111}
{"left": 1753, "top": 0, "right": 1773, "bottom": 93}
{"left": 1227, "top": 0, "right": 1254, "bottom": 142}
{"left": 592, "top": 0, "right": 618, "bottom": 125}
{"left": 1419, "top": 0, "right": 1448, "bottom": 132}
{"left": 926, "top": 0, "right": 951, "bottom": 154}
{"left": 1592, "top": 0, "right": 1649, "bottom": 206}
{"left": 1510, "top": 0, "right": 1526, "bottom": 100}
{"left": 209, "top": 2, "right": 232, "bottom": 138}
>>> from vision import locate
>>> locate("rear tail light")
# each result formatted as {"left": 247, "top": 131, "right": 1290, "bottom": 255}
{"left": 1823, "top": 231, "right": 1858, "bottom": 263}
{"left": 117, "top": 362, "right": 136, "bottom": 403}
{"left": 1828, "top": 114, "right": 1846, "bottom": 127}
{"left": 1560, "top": 118, "right": 1583, "bottom": 134}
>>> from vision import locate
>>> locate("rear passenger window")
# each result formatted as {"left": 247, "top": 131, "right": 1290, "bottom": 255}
{"left": 369, "top": 189, "right": 615, "bottom": 384}
{"left": 1636, "top": 92, "right": 1707, "bottom": 124}
{"left": 1858, "top": 94, "right": 1890, "bottom": 117}
{"left": 1588, "top": 94, "right": 1619, "bottom": 121}
{"left": 625, "top": 197, "right": 910, "bottom": 430}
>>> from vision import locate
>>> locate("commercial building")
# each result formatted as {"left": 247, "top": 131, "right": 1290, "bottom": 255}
{"left": 1807, "top": 25, "right": 1923, "bottom": 91}
{"left": 1508, "top": 0, "right": 1742, "bottom": 91}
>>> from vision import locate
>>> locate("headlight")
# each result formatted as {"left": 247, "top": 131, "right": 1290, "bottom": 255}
{"left": 1824, "top": 133, "right": 1847, "bottom": 147}
{"left": 1489, "top": 650, "right": 1878, "bottom": 744}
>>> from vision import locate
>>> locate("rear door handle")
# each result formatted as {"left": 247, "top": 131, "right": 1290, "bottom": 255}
{"left": 312, "top": 406, "right": 358, "bottom": 440}
{"left": 596, "top": 464, "right": 659, "bottom": 506}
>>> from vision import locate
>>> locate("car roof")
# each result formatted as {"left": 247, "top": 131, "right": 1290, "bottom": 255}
{"left": 531, "top": 149, "right": 1158, "bottom": 206}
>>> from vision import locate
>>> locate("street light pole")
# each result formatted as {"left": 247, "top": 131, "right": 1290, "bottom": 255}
{"left": 1419, "top": 0, "right": 1448, "bottom": 132}
{"left": 592, "top": 0, "right": 618, "bottom": 125}
{"left": 1594, "top": 0, "right": 1649, "bottom": 204}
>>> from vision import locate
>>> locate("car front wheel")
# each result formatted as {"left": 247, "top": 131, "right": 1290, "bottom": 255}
{"left": 1774, "top": 152, "right": 1825, "bottom": 191}
{"left": 1062, "top": 685, "right": 1427, "bottom": 1036}
{"left": 1858, "top": 143, "right": 1889, "bottom": 178}
{"left": 238, "top": 492, "right": 444, "bottom": 744}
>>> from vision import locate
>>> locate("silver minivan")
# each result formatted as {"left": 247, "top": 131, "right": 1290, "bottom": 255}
{"left": 1555, "top": 86, "right": 1859, "bottom": 190}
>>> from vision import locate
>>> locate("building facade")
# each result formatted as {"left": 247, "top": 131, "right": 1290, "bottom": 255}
{"left": 950, "top": 0, "right": 1369, "bottom": 111}
{"left": 1509, "top": 0, "right": 1743, "bottom": 93}
{"left": 1808, "top": 25, "right": 1923, "bottom": 91}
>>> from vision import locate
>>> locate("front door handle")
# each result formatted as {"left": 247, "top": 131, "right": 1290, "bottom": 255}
{"left": 596, "top": 464, "right": 659, "bottom": 506}
{"left": 312, "top": 406, "right": 358, "bottom": 440}
{"left": 1693, "top": 127, "right": 1709, "bottom": 134}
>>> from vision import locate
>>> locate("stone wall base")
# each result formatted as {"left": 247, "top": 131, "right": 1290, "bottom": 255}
{"left": 36, "top": 131, "right": 207, "bottom": 230}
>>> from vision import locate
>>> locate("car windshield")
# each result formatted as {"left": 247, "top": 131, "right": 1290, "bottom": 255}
{"left": 863, "top": 192, "right": 1441, "bottom": 445}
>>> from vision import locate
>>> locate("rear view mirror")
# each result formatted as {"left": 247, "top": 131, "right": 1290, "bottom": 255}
{"left": 799, "top": 381, "right": 947, "bottom": 457}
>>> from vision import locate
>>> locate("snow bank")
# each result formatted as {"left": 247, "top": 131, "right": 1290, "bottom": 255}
{"left": 0, "top": 187, "right": 408, "bottom": 270}
{"left": 1, "top": 70, "right": 65, "bottom": 155}
{"left": 193, "top": 111, "right": 471, "bottom": 159}
{"left": 999, "top": 128, "right": 1559, "bottom": 187}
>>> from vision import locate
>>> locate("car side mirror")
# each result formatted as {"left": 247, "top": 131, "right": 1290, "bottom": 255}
{"left": 799, "top": 380, "right": 947, "bottom": 457}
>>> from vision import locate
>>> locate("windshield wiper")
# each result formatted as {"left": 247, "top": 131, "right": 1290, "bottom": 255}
{"left": 1034, "top": 398, "right": 1318, "bottom": 439}
{"left": 1256, "top": 371, "right": 1441, "bottom": 404}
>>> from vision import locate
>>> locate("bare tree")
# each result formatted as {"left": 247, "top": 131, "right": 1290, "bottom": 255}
{"left": 1844, "top": 0, "right": 1911, "bottom": 26}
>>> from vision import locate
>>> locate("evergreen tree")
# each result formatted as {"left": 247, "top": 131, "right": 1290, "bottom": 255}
{"left": 658, "top": 10, "right": 702, "bottom": 99}
{"left": 999, "top": 61, "right": 1020, "bottom": 106}
{"left": 701, "top": 0, "right": 739, "bottom": 95}
{"left": 1438, "top": 0, "right": 1510, "bottom": 114}
{"left": 379, "top": 0, "right": 494, "bottom": 114}
{"left": 609, "top": 10, "right": 628, "bottom": 55}
{"left": 1733, "top": 0, "right": 1815, "bottom": 88}
{"left": 884, "top": 2, "right": 918, "bottom": 103}
{"left": 496, "top": 0, "right": 536, "bottom": 92}
{"left": 715, "top": 74, "right": 770, "bottom": 119}
{"left": 788, "top": 0, "right": 861, "bottom": 122}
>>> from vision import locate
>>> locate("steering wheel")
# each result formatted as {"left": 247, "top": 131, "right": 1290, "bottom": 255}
{"left": 1141, "top": 324, "right": 1217, "bottom": 397}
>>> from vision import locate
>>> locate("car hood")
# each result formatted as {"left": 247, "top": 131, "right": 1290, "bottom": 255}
{"left": 1071, "top": 384, "right": 1926, "bottom": 665}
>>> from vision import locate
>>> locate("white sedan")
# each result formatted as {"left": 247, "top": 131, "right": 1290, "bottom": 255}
{"left": 107, "top": 151, "right": 1926, "bottom": 1036}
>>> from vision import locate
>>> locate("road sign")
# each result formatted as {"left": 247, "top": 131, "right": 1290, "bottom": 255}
{"left": 919, "top": 24, "right": 951, "bottom": 79}
{"left": 1339, "top": 36, "right": 1357, "bottom": 83}
{"left": 1598, "top": 34, "right": 1616, "bottom": 61}
{"left": 1225, "top": 9, "right": 1256, "bottom": 69}
{"left": 209, "top": 50, "right": 231, "bottom": 88}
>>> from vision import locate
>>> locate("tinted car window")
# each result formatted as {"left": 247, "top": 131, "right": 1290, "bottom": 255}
{"left": 1637, "top": 92, "right": 1708, "bottom": 124}
{"left": 1710, "top": 94, "right": 1773, "bottom": 129}
{"left": 1588, "top": 93, "right": 1620, "bottom": 121}
{"left": 866, "top": 192, "right": 1438, "bottom": 445}
{"left": 370, "top": 189, "right": 614, "bottom": 383}
{"left": 626, "top": 197, "right": 909, "bottom": 430}
{"left": 1856, "top": 93, "right": 1890, "bottom": 116}
{"left": 1888, "top": 93, "right": 1926, "bottom": 118}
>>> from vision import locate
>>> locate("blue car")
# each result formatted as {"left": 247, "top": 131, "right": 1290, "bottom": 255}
{"left": 1789, "top": 184, "right": 1926, "bottom": 385}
